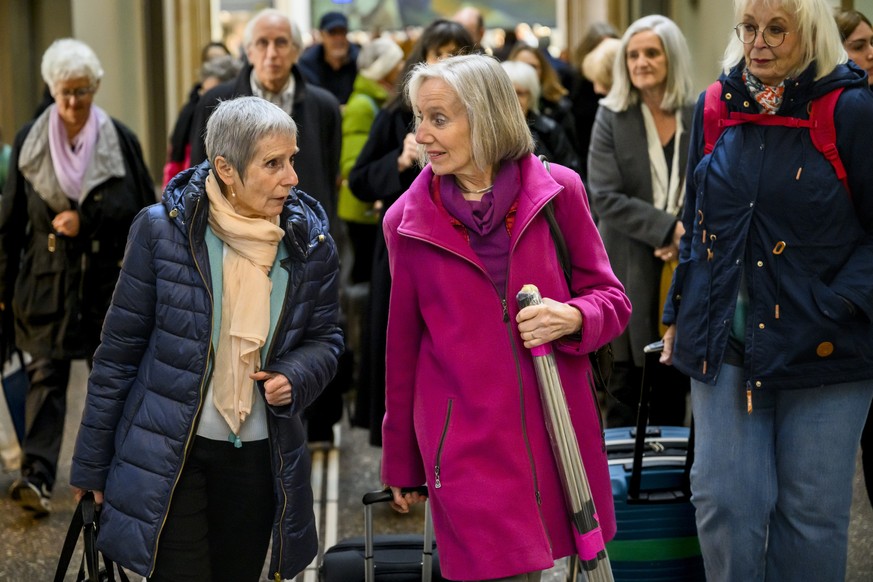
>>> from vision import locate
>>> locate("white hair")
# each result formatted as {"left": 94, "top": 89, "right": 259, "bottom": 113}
{"left": 500, "top": 61, "right": 541, "bottom": 114}
{"left": 41, "top": 39, "right": 104, "bottom": 92}
{"left": 243, "top": 8, "right": 303, "bottom": 52}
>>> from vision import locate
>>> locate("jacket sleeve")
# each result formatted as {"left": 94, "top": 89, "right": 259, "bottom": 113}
{"left": 267, "top": 234, "right": 343, "bottom": 418}
{"left": 70, "top": 207, "right": 159, "bottom": 490}
{"left": 380, "top": 206, "right": 427, "bottom": 487}
{"left": 0, "top": 125, "right": 31, "bottom": 307}
{"left": 827, "top": 86, "right": 873, "bottom": 320}
{"left": 663, "top": 92, "right": 706, "bottom": 326}
{"left": 587, "top": 106, "right": 680, "bottom": 248}
{"left": 341, "top": 96, "right": 378, "bottom": 181}
{"left": 549, "top": 165, "right": 632, "bottom": 356}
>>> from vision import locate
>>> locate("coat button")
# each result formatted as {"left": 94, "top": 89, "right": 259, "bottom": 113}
{"left": 169, "top": 208, "right": 179, "bottom": 218}
{"left": 757, "top": 260, "right": 764, "bottom": 267}
{"left": 743, "top": 101, "right": 750, "bottom": 107}
{"left": 726, "top": 92, "right": 732, "bottom": 100}
{"left": 816, "top": 342, "right": 834, "bottom": 357}
{"left": 758, "top": 323, "right": 765, "bottom": 329}
{"left": 318, "top": 234, "right": 325, "bottom": 242}
{"left": 755, "top": 380, "right": 762, "bottom": 388}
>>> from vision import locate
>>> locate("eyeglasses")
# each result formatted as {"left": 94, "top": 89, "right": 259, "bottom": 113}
{"left": 734, "top": 23, "right": 791, "bottom": 48}
{"left": 56, "top": 87, "right": 96, "bottom": 100}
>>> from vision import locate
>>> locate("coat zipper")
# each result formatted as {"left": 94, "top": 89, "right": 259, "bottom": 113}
{"left": 433, "top": 399, "right": 454, "bottom": 489}
{"left": 148, "top": 197, "right": 213, "bottom": 577}
{"left": 261, "top": 227, "right": 301, "bottom": 580}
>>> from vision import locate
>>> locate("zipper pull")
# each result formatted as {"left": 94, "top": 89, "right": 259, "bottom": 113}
{"left": 274, "top": 572, "right": 282, "bottom": 582}
{"left": 746, "top": 381, "right": 753, "bottom": 414}
{"left": 434, "top": 466, "right": 442, "bottom": 489}
{"left": 775, "top": 304, "right": 780, "bottom": 319}
{"left": 501, "top": 299, "right": 509, "bottom": 323}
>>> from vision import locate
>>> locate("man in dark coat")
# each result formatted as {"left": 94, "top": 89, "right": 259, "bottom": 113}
{"left": 190, "top": 8, "right": 341, "bottom": 226}
{"left": 297, "top": 11, "right": 361, "bottom": 105}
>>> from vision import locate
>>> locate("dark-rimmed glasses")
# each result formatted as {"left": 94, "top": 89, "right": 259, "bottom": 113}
{"left": 734, "top": 23, "right": 791, "bottom": 48}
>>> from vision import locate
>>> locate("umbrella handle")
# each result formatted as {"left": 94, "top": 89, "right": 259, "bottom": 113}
{"left": 516, "top": 284, "right": 543, "bottom": 309}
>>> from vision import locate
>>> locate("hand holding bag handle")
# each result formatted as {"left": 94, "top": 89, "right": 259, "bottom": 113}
{"left": 54, "top": 491, "right": 130, "bottom": 582}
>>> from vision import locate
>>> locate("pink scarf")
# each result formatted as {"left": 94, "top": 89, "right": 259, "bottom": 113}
{"left": 48, "top": 104, "right": 102, "bottom": 201}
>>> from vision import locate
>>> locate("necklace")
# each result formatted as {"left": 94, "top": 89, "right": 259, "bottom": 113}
{"left": 457, "top": 183, "right": 494, "bottom": 195}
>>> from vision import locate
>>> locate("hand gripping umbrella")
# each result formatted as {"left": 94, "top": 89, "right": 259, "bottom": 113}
{"left": 516, "top": 284, "right": 614, "bottom": 582}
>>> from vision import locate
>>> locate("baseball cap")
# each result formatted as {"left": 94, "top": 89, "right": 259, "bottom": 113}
{"left": 319, "top": 12, "right": 348, "bottom": 32}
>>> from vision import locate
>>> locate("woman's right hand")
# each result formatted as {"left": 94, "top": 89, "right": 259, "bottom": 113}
{"left": 660, "top": 325, "right": 676, "bottom": 366}
{"left": 387, "top": 485, "right": 427, "bottom": 513}
{"left": 397, "top": 133, "right": 419, "bottom": 172}
{"left": 72, "top": 487, "right": 104, "bottom": 505}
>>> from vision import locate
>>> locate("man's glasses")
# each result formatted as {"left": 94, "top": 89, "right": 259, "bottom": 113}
{"left": 734, "top": 23, "right": 791, "bottom": 48}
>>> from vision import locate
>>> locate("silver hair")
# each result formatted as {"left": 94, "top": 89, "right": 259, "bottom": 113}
{"left": 199, "top": 55, "right": 241, "bottom": 84}
{"left": 500, "top": 60, "right": 541, "bottom": 114}
{"left": 243, "top": 8, "right": 303, "bottom": 52}
{"left": 205, "top": 97, "right": 297, "bottom": 183}
{"left": 600, "top": 14, "right": 695, "bottom": 113}
{"left": 721, "top": 0, "right": 847, "bottom": 79}
{"left": 406, "top": 54, "right": 534, "bottom": 171}
{"left": 41, "top": 39, "right": 104, "bottom": 92}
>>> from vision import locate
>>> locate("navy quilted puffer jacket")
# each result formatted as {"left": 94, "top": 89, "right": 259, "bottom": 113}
{"left": 70, "top": 162, "right": 343, "bottom": 579}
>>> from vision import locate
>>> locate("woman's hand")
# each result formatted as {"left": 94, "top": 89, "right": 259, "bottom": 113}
{"left": 397, "top": 133, "right": 419, "bottom": 172}
{"left": 388, "top": 486, "right": 427, "bottom": 513}
{"left": 52, "top": 210, "right": 80, "bottom": 237}
{"left": 72, "top": 487, "right": 104, "bottom": 505}
{"left": 250, "top": 371, "right": 293, "bottom": 406}
{"left": 516, "top": 298, "right": 583, "bottom": 349}
{"left": 654, "top": 221, "right": 685, "bottom": 262}
{"left": 660, "top": 325, "right": 676, "bottom": 366}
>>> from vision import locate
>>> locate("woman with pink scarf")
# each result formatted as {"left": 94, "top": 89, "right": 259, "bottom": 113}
{"left": 1, "top": 38, "right": 154, "bottom": 517}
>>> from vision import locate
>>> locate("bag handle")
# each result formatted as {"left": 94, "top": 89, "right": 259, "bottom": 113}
{"left": 54, "top": 492, "right": 130, "bottom": 582}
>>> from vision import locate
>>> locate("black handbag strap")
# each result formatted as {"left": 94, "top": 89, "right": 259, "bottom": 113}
{"left": 54, "top": 493, "right": 130, "bottom": 582}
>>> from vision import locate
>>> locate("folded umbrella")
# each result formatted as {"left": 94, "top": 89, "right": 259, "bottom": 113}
{"left": 516, "top": 284, "right": 614, "bottom": 582}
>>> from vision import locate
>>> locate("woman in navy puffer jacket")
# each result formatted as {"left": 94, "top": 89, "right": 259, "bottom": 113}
{"left": 70, "top": 97, "right": 343, "bottom": 581}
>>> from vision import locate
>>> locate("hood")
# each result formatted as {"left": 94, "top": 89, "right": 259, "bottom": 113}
{"left": 162, "top": 161, "right": 331, "bottom": 260}
{"left": 722, "top": 60, "right": 867, "bottom": 115}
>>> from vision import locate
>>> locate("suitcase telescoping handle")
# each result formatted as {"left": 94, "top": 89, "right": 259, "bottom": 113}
{"left": 629, "top": 341, "right": 694, "bottom": 503}
{"left": 363, "top": 486, "right": 432, "bottom": 582}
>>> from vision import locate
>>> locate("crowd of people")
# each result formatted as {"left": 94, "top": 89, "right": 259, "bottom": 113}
{"left": 1, "top": 0, "right": 873, "bottom": 580}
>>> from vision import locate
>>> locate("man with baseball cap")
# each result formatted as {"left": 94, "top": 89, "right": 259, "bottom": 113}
{"left": 298, "top": 11, "right": 361, "bottom": 105}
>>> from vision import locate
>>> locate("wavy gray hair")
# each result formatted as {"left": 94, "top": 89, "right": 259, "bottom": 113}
{"left": 406, "top": 54, "right": 534, "bottom": 171}
{"left": 205, "top": 97, "right": 297, "bottom": 183}
{"left": 41, "top": 39, "right": 104, "bottom": 92}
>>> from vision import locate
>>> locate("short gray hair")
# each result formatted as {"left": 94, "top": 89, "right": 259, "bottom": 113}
{"left": 600, "top": 15, "right": 695, "bottom": 113}
{"left": 205, "top": 97, "right": 297, "bottom": 183}
{"left": 200, "top": 55, "right": 241, "bottom": 84}
{"left": 41, "top": 39, "right": 104, "bottom": 92}
{"left": 243, "top": 8, "right": 303, "bottom": 52}
{"left": 406, "top": 54, "right": 534, "bottom": 171}
{"left": 500, "top": 61, "right": 541, "bottom": 114}
{"left": 722, "top": 0, "right": 847, "bottom": 79}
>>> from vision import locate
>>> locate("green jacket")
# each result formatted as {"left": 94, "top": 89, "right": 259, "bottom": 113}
{"left": 338, "top": 75, "right": 390, "bottom": 224}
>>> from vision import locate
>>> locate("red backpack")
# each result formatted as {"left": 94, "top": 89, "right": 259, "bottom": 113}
{"left": 702, "top": 81, "right": 850, "bottom": 198}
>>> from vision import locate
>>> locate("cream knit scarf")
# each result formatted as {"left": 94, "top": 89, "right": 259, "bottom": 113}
{"left": 204, "top": 172, "right": 284, "bottom": 435}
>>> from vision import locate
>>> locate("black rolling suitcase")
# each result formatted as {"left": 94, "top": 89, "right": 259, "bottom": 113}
{"left": 319, "top": 487, "right": 444, "bottom": 581}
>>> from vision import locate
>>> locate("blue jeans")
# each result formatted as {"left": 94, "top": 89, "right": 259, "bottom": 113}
{"left": 690, "top": 364, "right": 872, "bottom": 582}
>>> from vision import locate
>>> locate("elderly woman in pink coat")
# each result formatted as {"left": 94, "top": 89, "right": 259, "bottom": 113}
{"left": 381, "top": 54, "right": 631, "bottom": 582}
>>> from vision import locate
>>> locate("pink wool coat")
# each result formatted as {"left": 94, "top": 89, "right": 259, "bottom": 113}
{"left": 381, "top": 154, "right": 631, "bottom": 580}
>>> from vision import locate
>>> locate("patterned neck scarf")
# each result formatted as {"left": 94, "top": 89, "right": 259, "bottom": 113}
{"left": 743, "top": 68, "right": 785, "bottom": 115}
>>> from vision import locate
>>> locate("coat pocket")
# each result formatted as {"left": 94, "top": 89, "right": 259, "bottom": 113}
{"left": 13, "top": 247, "right": 65, "bottom": 322}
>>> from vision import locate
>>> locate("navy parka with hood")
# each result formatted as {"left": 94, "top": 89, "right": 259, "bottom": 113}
{"left": 70, "top": 162, "right": 343, "bottom": 579}
{"left": 664, "top": 61, "right": 873, "bottom": 391}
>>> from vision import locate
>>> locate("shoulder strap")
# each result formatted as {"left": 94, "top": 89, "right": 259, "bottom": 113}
{"left": 703, "top": 83, "right": 850, "bottom": 200}
{"left": 703, "top": 81, "right": 727, "bottom": 155}
{"left": 538, "top": 156, "right": 571, "bottom": 288}
{"left": 808, "top": 87, "right": 850, "bottom": 199}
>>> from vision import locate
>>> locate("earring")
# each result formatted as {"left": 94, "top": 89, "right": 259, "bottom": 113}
{"left": 231, "top": 189, "right": 236, "bottom": 198}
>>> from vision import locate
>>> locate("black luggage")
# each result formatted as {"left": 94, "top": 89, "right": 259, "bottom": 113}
{"left": 319, "top": 487, "right": 443, "bottom": 582}
{"left": 603, "top": 341, "right": 705, "bottom": 581}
